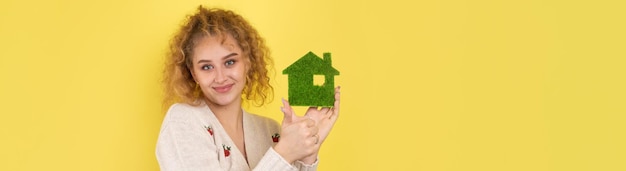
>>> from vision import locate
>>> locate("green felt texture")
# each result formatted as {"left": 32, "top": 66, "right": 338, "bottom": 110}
{"left": 283, "top": 52, "right": 339, "bottom": 107}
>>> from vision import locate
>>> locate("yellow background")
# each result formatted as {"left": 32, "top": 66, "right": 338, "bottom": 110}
{"left": 1, "top": 0, "right": 625, "bottom": 170}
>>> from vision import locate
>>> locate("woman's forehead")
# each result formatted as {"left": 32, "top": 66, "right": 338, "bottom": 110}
{"left": 192, "top": 35, "right": 244, "bottom": 60}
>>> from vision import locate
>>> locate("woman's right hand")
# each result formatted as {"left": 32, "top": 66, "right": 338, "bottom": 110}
{"left": 273, "top": 99, "right": 320, "bottom": 163}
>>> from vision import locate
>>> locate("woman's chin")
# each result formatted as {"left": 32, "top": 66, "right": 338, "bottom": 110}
{"left": 206, "top": 96, "right": 240, "bottom": 107}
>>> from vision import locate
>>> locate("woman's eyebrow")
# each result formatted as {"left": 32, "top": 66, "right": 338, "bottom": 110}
{"left": 197, "top": 53, "right": 238, "bottom": 64}
{"left": 222, "top": 52, "right": 238, "bottom": 60}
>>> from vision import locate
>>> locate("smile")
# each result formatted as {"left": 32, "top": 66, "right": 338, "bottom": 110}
{"left": 213, "top": 84, "right": 234, "bottom": 93}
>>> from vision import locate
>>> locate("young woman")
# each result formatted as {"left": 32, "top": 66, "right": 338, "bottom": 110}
{"left": 156, "top": 6, "right": 340, "bottom": 171}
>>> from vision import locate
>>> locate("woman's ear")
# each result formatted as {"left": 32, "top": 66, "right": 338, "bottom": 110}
{"left": 191, "top": 70, "right": 198, "bottom": 84}
{"left": 188, "top": 63, "right": 199, "bottom": 84}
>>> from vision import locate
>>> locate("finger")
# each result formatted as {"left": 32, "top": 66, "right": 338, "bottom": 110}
{"left": 325, "top": 86, "right": 340, "bottom": 121}
{"left": 333, "top": 86, "right": 341, "bottom": 115}
{"left": 306, "top": 107, "right": 318, "bottom": 113}
{"left": 304, "top": 107, "right": 318, "bottom": 117}
{"left": 281, "top": 108, "right": 292, "bottom": 125}
{"left": 320, "top": 107, "right": 330, "bottom": 114}
{"left": 282, "top": 98, "right": 294, "bottom": 114}
{"left": 319, "top": 107, "right": 331, "bottom": 118}
{"left": 281, "top": 98, "right": 295, "bottom": 123}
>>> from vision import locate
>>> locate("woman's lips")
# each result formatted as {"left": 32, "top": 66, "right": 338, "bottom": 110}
{"left": 213, "top": 84, "right": 234, "bottom": 93}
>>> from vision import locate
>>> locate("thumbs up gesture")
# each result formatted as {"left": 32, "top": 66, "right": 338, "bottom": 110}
{"left": 273, "top": 86, "right": 341, "bottom": 164}
{"left": 273, "top": 99, "right": 320, "bottom": 163}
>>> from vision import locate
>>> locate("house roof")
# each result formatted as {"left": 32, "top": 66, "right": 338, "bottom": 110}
{"left": 282, "top": 51, "right": 340, "bottom": 75}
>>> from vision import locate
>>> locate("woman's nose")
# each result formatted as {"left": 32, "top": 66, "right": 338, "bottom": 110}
{"left": 214, "top": 67, "right": 227, "bottom": 83}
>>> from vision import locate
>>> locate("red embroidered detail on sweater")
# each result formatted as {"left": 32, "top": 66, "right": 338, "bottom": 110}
{"left": 205, "top": 126, "right": 213, "bottom": 136}
{"left": 272, "top": 133, "right": 280, "bottom": 142}
{"left": 222, "top": 144, "right": 231, "bottom": 157}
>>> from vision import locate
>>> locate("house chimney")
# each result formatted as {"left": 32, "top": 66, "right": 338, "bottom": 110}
{"left": 323, "top": 53, "right": 331, "bottom": 66}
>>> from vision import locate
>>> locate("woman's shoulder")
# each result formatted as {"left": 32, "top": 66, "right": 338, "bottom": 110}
{"left": 163, "top": 103, "right": 208, "bottom": 123}
{"left": 167, "top": 102, "right": 204, "bottom": 111}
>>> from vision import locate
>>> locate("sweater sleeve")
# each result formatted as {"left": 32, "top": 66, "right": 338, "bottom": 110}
{"left": 294, "top": 158, "right": 319, "bottom": 171}
{"left": 253, "top": 147, "right": 298, "bottom": 171}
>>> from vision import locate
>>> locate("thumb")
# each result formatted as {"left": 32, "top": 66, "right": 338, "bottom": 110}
{"left": 281, "top": 98, "right": 295, "bottom": 124}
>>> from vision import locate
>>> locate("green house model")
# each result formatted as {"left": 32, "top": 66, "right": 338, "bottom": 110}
{"left": 283, "top": 51, "right": 340, "bottom": 107}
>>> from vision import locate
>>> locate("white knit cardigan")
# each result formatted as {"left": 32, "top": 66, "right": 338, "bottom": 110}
{"left": 156, "top": 103, "right": 318, "bottom": 171}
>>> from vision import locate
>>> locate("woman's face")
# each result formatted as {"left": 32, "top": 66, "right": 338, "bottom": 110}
{"left": 191, "top": 34, "right": 247, "bottom": 107}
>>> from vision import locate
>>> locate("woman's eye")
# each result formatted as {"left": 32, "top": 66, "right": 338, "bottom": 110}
{"left": 225, "top": 60, "right": 235, "bottom": 66}
{"left": 201, "top": 65, "right": 213, "bottom": 70}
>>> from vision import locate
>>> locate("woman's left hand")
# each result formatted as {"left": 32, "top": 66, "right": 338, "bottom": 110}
{"left": 304, "top": 86, "right": 341, "bottom": 145}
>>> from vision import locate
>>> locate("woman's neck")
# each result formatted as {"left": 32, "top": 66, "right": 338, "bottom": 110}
{"left": 205, "top": 99, "right": 244, "bottom": 130}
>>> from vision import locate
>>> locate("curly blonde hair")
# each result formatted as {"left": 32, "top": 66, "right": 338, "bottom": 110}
{"left": 163, "top": 6, "right": 273, "bottom": 107}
